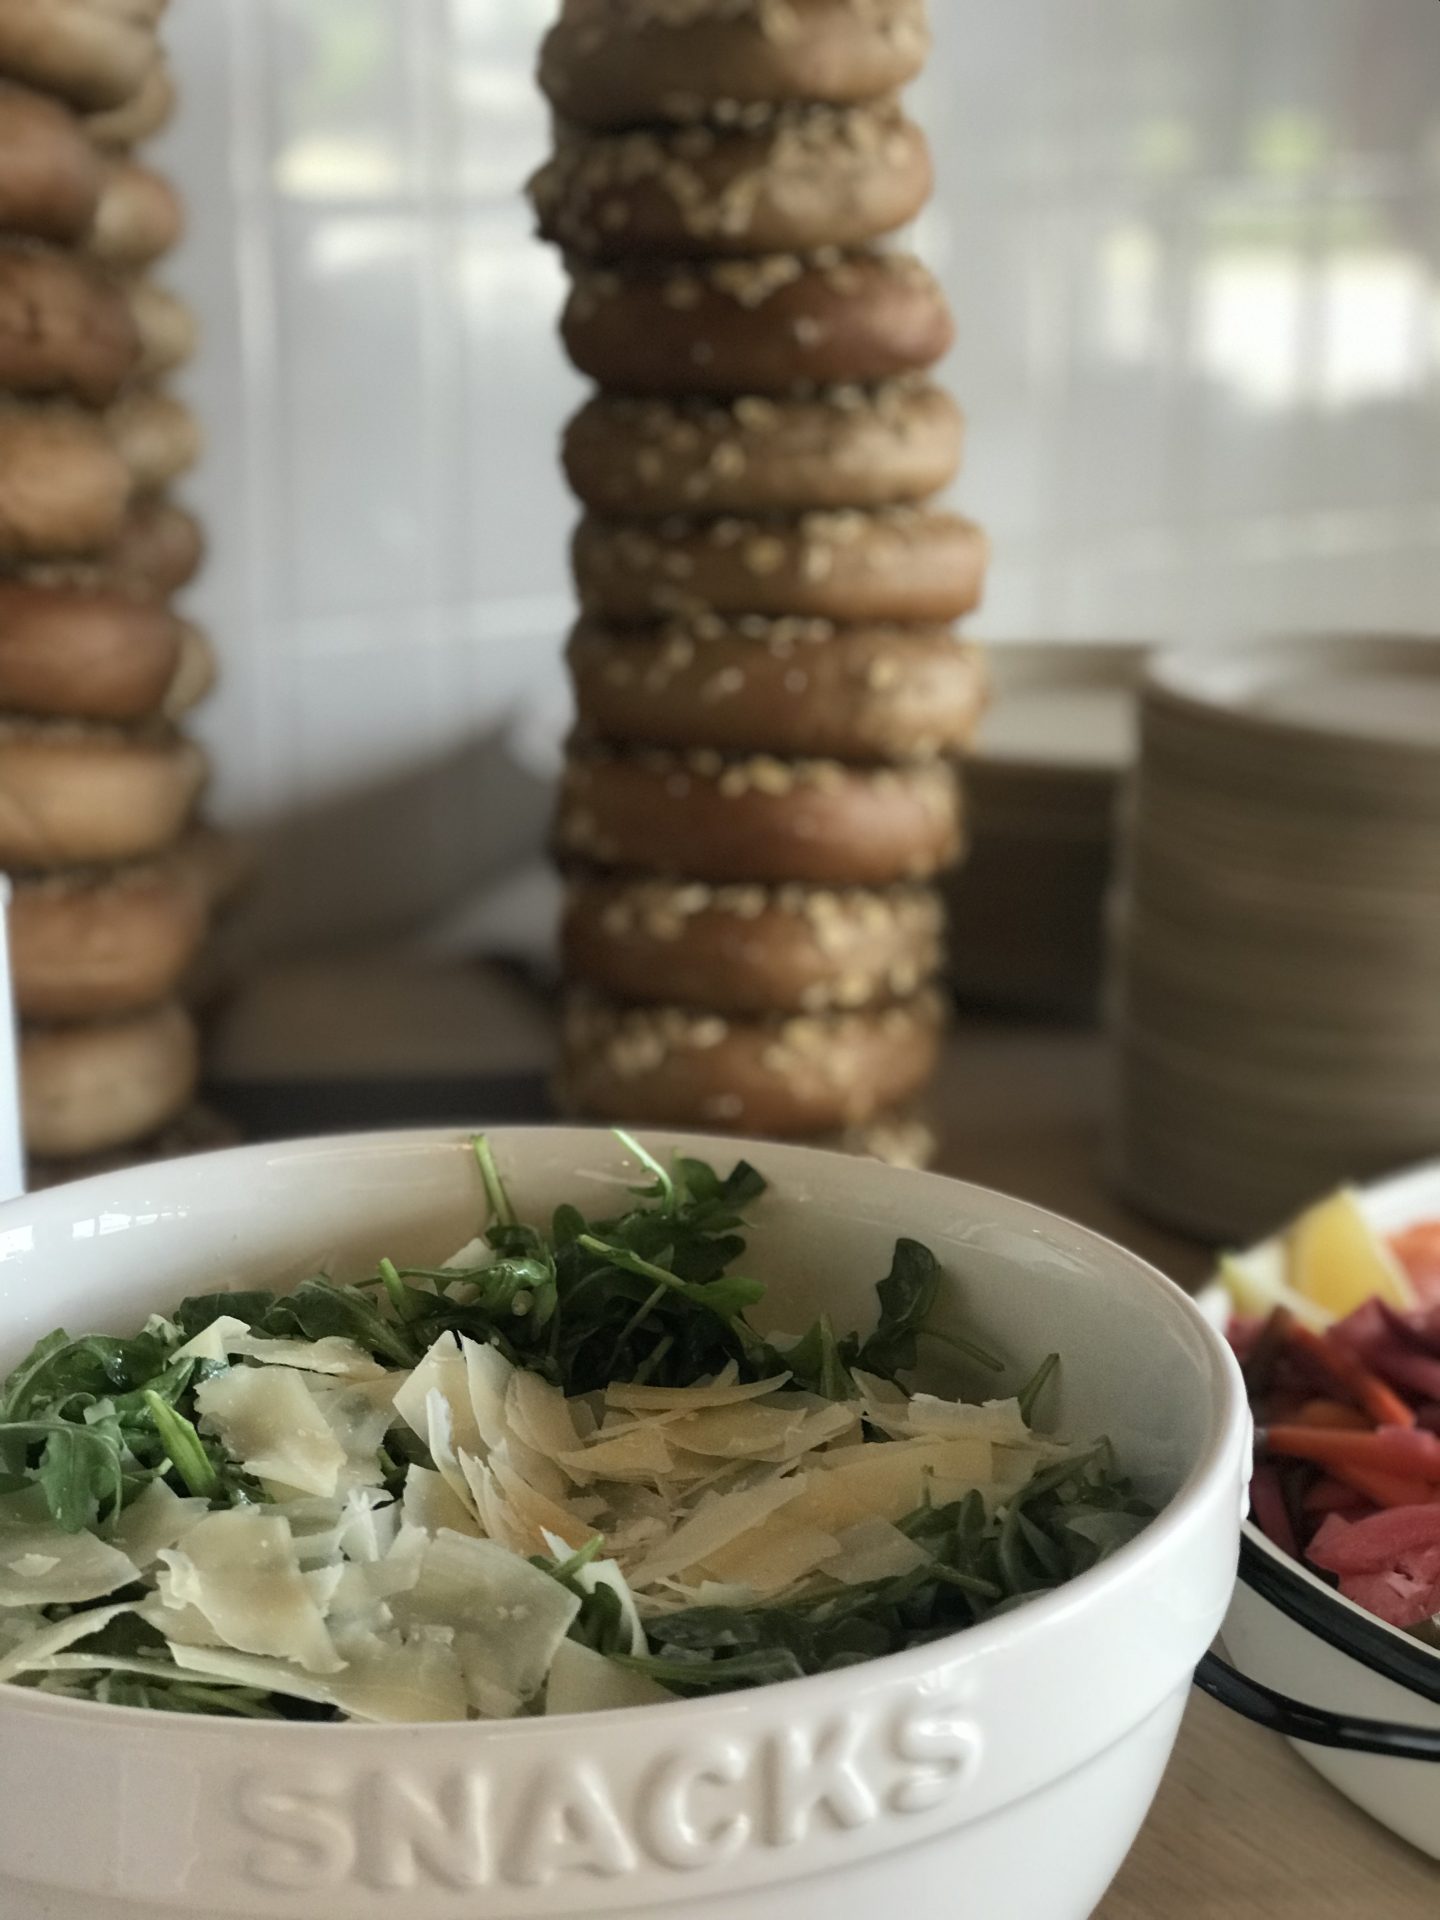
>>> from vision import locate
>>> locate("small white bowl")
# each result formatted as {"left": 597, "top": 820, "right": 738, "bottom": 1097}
{"left": 1203, "top": 1162, "right": 1440, "bottom": 1857}
{"left": 0, "top": 1127, "right": 1249, "bottom": 1920}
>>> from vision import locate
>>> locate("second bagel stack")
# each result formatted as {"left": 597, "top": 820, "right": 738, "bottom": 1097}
{"left": 534, "top": 0, "right": 986, "bottom": 1155}
{"left": 0, "top": 7, "right": 217, "bottom": 1176}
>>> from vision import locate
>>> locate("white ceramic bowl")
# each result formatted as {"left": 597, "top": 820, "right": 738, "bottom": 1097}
{"left": 1203, "top": 1162, "right": 1440, "bottom": 1858}
{"left": 0, "top": 1127, "right": 1249, "bottom": 1920}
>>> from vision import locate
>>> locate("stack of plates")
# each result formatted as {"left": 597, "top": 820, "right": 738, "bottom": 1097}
{"left": 945, "top": 642, "right": 1146, "bottom": 1017}
{"left": 1111, "top": 635, "right": 1440, "bottom": 1241}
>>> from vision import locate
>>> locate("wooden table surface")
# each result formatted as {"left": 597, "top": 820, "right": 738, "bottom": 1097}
{"left": 934, "top": 1018, "right": 1440, "bottom": 1916}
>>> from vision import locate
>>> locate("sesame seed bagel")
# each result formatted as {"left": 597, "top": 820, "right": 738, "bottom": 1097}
{"left": 563, "top": 874, "right": 944, "bottom": 1014}
{"left": 540, "top": 0, "right": 930, "bottom": 131}
{"left": 0, "top": 581, "right": 200, "bottom": 720}
{"left": 172, "top": 820, "right": 254, "bottom": 916}
{"left": 560, "top": 987, "right": 944, "bottom": 1137}
{"left": 0, "top": 405, "right": 131, "bottom": 558}
{"left": 162, "top": 620, "right": 216, "bottom": 717}
{"left": 11, "top": 850, "right": 209, "bottom": 1021}
{"left": 556, "top": 747, "right": 962, "bottom": 885}
{"left": 0, "top": 721, "right": 206, "bottom": 867}
{"left": 563, "top": 379, "right": 961, "bottom": 515}
{"left": 533, "top": 102, "right": 930, "bottom": 258}
{"left": 0, "top": 1, "right": 156, "bottom": 112}
{"left": 28, "top": 1102, "right": 239, "bottom": 1191}
{"left": 21, "top": 1001, "right": 198, "bottom": 1161}
{"left": 821, "top": 1107, "right": 936, "bottom": 1169}
{"left": 569, "top": 616, "right": 987, "bottom": 760}
{"left": 101, "top": 496, "right": 205, "bottom": 594}
{"left": 90, "top": 158, "right": 184, "bottom": 270}
{"left": 105, "top": 387, "right": 202, "bottom": 490}
{"left": 127, "top": 278, "right": 197, "bottom": 378}
{"left": 573, "top": 507, "right": 988, "bottom": 624}
{"left": 0, "top": 84, "right": 102, "bottom": 242}
{"left": 85, "top": 57, "right": 174, "bottom": 148}
{"left": 89, "top": 0, "right": 170, "bottom": 22}
{"left": 0, "top": 243, "right": 139, "bottom": 405}
{"left": 563, "top": 251, "right": 952, "bottom": 396}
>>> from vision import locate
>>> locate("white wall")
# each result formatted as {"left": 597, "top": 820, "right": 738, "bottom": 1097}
{"left": 158, "top": 0, "right": 1440, "bottom": 950}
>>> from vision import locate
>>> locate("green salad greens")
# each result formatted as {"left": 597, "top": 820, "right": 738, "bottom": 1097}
{"left": 0, "top": 1136, "right": 1154, "bottom": 1722}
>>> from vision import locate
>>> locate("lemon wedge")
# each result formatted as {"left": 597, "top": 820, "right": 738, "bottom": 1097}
{"left": 1288, "top": 1188, "right": 1416, "bottom": 1322}
{"left": 1218, "top": 1247, "right": 1330, "bottom": 1332}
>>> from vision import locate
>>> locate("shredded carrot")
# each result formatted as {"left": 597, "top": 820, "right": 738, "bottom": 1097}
{"left": 1323, "top": 1462, "right": 1438, "bottom": 1510}
{"left": 1291, "top": 1398, "right": 1371, "bottom": 1431}
{"left": 1285, "top": 1322, "right": 1415, "bottom": 1429}
{"left": 1264, "top": 1424, "right": 1440, "bottom": 1481}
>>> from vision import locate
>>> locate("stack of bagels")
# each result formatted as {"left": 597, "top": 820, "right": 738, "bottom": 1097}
{"left": 534, "top": 0, "right": 986, "bottom": 1158}
{"left": 0, "top": 1, "right": 220, "bottom": 1176}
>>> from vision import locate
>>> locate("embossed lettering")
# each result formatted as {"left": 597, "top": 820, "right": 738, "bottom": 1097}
{"left": 762, "top": 1711, "right": 878, "bottom": 1846}
{"left": 887, "top": 1696, "right": 980, "bottom": 1814}
{"left": 638, "top": 1742, "right": 751, "bottom": 1871}
{"left": 356, "top": 1770, "right": 492, "bottom": 1890}
{"left": 503, "top": 1758, "right": 637, "bottom": 1887}
{"left": 237, "top": 1772, "right": 355, "bottom": 1892}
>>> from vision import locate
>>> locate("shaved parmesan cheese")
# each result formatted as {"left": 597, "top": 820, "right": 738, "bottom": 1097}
{"left": 852, "top": 1369, "right": 912, "bottom": 1439}
{"left": 307, "top": 1375, "right": 401, "bottom": 1486}
{"left": 852, "top": 1369, "right": 908, "bottom": 1406}
{"left": 404, "top": 1465, "right": 479, "bottom": 1538}
{"left": 422, "top": 1389, "right": 475, "bottom": 1511}
{"left": 392, "top": 1529, "right": 580, "bottom": 1711}
{"left": 786, "top": 1437, "right": 993, "bottom": 1536}
{"left": 394, "top": 1337, "right": 483, "bottom": 1462}
{"left": 174, "top": 1314, "right": 253, "bottom": 1365}
{"left": 558, "top": 1425, "right": 675, "bottom": 1483}
{"left": 327, "top": 1626, "right": 469, "bottom": 1722}
{"left": 168, "top": 1642, "right": 337, "bottom": 1706}
{"left": 0, "top": 1601, "right": 135, "bottom": 1682}
{"left": 829, "top": 1516, "right": 932, "bottom": 1585}
{"left": 441, "top": 1235, "right": 489, "bottom": 1271}
{"left": 109, "top": 1481, "right": 210, "bottom": 1568}
{"left": 177, "top": 1316, "right": 387, "bottom": 1380}
{"left": 460, "top": 1336, "right": 512, "bottom": 1453}
{"left": 463, "top": 1451, "right": 591, "bottom": 1556}
{"left": 0, "top": 1525, "right": 138, "bottom": 1607}
{"left": 542, "top": 1530, "right": 647, "bottom": 1656}
{"left": 627, "top": 1472, "right": 803, "bottom": 1588}
{"left": 606, "top": 1371, "right": 789, "bottom": 1413}
{"left": 507, "top": 1369, "right": 582, "bottom": 1461}
{"left": 701, "top": 1521, "right": 841, "bottom": 1595}
{"left": 136, "top": 1593, "right": 223, "bottom": 1649}
{"left": 545, "top": 1637, "right": 672, "bottom": 1715}
{"left": 157, "top": 1509, "right": 342, "bottom": 1674}
{"left": 906, "top": 1395, "right": 1032, "bottom": 1444}
{"left": 335, "top": 1488, "right": 399, "bottom": 1565}
{"left": 668, "top": 1398, "right": 859, "bottom": 1464}
{"left": 197, "top": 1366, "right": 346, "bottom": 1499}
{"left": 234, "top": 1334, "right": 387, "bottom": 1379}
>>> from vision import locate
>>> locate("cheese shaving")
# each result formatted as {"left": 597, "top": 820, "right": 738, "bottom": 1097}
{"left": 0, "top": 1525, "right": 139, "bottom": 1607}
{"left": 0, "top": 1602, "right": 136, "bottom": 1683}
{"left": 545, "top": 1636, "right": 673, "bottom": 1715}
{"left": 156, "top": 1509, "right": 342, "bottom": 1674}
{"left": 196, "top": 1366, "right": 347, "bottom": 1499}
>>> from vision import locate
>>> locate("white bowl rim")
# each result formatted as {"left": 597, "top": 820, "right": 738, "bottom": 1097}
{"left": 0, "top": 1123, "right": 1248, "bottom": 1740}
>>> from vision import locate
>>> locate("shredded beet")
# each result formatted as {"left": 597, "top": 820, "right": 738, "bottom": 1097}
{"left": 1230, "top": 1235, "right": 1440, "bottom": 1644}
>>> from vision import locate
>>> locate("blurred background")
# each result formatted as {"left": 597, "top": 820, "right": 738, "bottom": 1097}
{"left": 157, "top": 0, "right": 1440, "bottom": 956}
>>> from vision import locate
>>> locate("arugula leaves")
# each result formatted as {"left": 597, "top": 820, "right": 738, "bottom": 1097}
{"left": 0, "top": 1132, "right": 1157, "bottom": 1723}
{"left": 625, "top": 1455, "right": 1155, "bottom": 1696}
